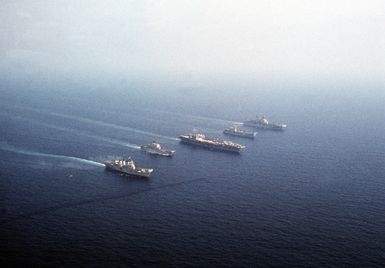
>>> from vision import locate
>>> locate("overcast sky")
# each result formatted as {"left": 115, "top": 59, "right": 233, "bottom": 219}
{"left": 1, "top": 0, "right": 384, "bottom": 80}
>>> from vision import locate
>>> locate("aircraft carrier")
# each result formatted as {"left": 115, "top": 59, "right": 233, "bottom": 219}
{"left": 179, "top": 133, "right": 245, "bottom": 153}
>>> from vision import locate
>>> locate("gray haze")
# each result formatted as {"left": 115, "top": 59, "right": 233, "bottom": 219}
{"left": 1, "top": 0, "right": 384, "bottom": 80}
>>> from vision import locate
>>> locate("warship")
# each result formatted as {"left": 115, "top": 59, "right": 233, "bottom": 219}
{"left": 179, "top": 133, "right": 245, "bottom": 153}
{"left": 243, "top": 115, "right": 287, "bottom": 130}
{"left": 223, "top": 126, "right": 257, "bottom": 139}
{"left": 104, "top": 158, "right": 153, "bottom": 178}
{"left": 141, "top": 141, "right": 175, "bottom": 157}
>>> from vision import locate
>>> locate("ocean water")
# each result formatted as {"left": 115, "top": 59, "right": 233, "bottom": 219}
{"left": 1, "top": 79, "right": 385, "bottom": 267}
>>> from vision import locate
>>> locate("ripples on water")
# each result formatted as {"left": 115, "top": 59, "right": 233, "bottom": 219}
{"left": 1, "top": 86, "right": 385, "bottom": 267}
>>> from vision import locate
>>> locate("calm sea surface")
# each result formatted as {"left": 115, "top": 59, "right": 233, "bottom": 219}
{"left": 1, "top": 80, "right": 385, "bottom": 267}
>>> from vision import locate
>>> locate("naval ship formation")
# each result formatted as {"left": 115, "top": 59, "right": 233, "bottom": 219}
{"left": 179, "top": 133, "right": 245, "bottom": 153}
{"left": 104, "top": 113, "right": 286, "bottom": 178}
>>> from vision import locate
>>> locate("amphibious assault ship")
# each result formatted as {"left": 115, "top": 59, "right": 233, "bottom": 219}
{"left": 243, "top": 115, "right": 287, "bottom": 130}
{"left": 223, "top": 126, "right": 257, "bottom": 139}
{"left": 141, "top": 141, "right": 175, "bottom": 157}
{"left": 104, "top": 158, "right": 153, "bottom": 178}
{"left": 179, "top": 133, "right": 245, "bottom": 153}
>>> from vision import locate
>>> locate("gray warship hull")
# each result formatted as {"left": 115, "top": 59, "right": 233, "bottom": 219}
{"left": 223, "top": 129, "right": 256, "bottom": 138}
{"left": 104, "top": 161, "right": 153, "bottom": 178}
{"left": 140, "top": 145, "right": 175, "bottom": 157}
{"left": 243, "top": 121, "right": 287, "bottom": 130}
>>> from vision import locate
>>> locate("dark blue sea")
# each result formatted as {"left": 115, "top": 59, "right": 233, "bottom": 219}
{"left": 1, "top": 77, "right": 385, "bottom": 267}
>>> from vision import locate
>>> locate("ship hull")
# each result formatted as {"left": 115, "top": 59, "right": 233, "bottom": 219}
{"left": 179, "top": 136, "right": 242, "bottom": 153}
{"left": 223, "top": 130, "right": 256, "bottom": 139}
{"left": 243, "top": 121, "right": 286, "bottom": 131}
{"left": 104, "top": 162, "right": 152, "bottom": 178}
{"left": 140, "top": 146, "right": 175, "bottom": 157}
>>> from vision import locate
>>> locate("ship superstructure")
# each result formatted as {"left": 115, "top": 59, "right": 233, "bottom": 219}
{"left": 141, "top": 141, "right": 175, "bottom": 157}
{"left": 104, "top": 158, "right": 153, "bottom": 177}
{"left": 243, "top": 115, "right": 287, "bottom": 130}
{"left": 223, "top": 126, "right": 257, "bottom": 139}
{"left": 179, "top": 133, "right": 245, "bottom": 153}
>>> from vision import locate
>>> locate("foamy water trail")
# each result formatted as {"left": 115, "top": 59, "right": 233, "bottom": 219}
{"left": 0, "top": 113, "right": 141, "bottom": 150}
{"left": 4, "top": 103, "right": 238, "bottom": 135}
{"left": 182, "top": 114, "right": 242, "bottom": 125}
{"left": 140, "top": 107, "right": 242, "bottom": 125}
{"left": 113, "top": 105, "right": 242, "bottom": 125}
{"left": 0, "top": 142, "right": 105, "bottom": 167}
{"left": 49, "top": 112, "right": 179, "bottom": 141}
{"left": 1, "top": 104, "right": 178, "bottom": 141}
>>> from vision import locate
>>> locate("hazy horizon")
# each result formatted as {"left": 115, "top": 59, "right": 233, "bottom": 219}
{"left": 1, "top": 0, "right": 384, "bottom": 82}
